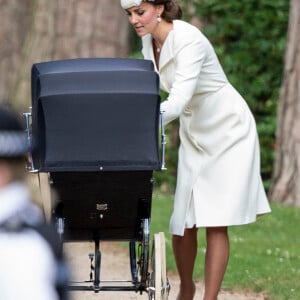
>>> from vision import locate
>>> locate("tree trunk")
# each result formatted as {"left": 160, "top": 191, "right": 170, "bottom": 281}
{"left": 0, "top": 0, "right": 129, "bottom": 110}
{"left": 269, "top": 0, "right": 300, "bottom": 206}
{"left": 0, "top": 0, "right": 32, "bottom": 104}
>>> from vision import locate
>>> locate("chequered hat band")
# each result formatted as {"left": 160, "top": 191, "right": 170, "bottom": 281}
{"left": 0, "top": 131, "right": 29, "bottom": 157}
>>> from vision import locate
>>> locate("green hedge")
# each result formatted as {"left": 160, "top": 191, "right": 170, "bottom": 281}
{"left": 130, "top": 1, "right": 289, "bottom": 191}
{"left": 184, "top": 0, "right": 289, "bottom": 189}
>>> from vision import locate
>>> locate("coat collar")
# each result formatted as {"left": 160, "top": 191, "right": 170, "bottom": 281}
{"left": 142, "top": 30, "right": 174, "bottom": 72}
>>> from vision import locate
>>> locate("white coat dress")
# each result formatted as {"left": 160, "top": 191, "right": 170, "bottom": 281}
{"left": 142, "top": 20, "right": 271, "bottom": 236}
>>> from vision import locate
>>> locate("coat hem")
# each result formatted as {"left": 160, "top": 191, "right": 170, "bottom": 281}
{"left": 170, "top": 210, "right": 271, "bottom": 236}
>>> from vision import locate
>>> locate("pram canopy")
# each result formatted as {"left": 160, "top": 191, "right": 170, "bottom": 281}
{"left": 31, "top": 58, "right": 161, "bottom": 172}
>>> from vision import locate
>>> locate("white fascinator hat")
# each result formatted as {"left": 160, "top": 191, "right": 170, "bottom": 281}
{"left": 120, "top": 0, "right": 155, "bottom": 10}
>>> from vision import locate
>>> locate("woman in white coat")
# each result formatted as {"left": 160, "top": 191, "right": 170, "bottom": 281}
{"left": 120, "top": 1, "right": 271, "bottom": 299}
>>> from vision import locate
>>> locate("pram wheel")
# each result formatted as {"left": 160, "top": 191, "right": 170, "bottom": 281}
{"left": 129, "top": 218, "right": 150, "bottom": 290}
{"left": 148, "top": 232, "right": 169, "bottom": 299}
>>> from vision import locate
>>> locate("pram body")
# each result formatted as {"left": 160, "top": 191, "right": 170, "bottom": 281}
{"left": 26, "top": 58, "right": 169, "bottom": 299}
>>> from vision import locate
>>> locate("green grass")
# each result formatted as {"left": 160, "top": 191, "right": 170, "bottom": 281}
{"left": 150, "top": 193, "right": 300, "bottom": 300}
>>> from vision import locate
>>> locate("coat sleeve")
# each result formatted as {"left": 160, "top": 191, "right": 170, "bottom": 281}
{"left": 161, "top": 31, "right": 207, "bottom": 125}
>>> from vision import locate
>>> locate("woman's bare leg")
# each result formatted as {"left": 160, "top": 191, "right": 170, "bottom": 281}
{"left": 172, "top": 227, "right": 198, "bottom": 300}
{"left": 203, "top": 226, "right": 229, "bottom": 300}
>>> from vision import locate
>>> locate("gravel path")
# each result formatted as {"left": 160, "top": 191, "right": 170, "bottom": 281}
{"left": 65, "top": 242, "right": 268, "bottom": 300}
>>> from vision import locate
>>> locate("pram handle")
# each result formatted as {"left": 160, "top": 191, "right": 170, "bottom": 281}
{"left": 160, "top": 109, "right": 167, "bottom": 171}
{"left": 23, "top": 109, "right": 37, "bottom": 173}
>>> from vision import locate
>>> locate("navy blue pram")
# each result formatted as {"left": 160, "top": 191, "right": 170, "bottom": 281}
{"left": 26, "top": 58, "right": 169, "bottom": 299}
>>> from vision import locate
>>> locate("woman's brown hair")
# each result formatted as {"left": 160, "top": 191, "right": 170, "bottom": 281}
{"left": 153, "top": 0, "right": 182, "bottom": 22}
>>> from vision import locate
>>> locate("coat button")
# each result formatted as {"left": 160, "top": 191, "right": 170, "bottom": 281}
{"left": 183, "top": 105, "right": 192, "bottom": 115}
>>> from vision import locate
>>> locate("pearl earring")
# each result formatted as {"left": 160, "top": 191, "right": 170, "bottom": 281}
{"left": 157, "top": 15, "right": 162, "bottom": 23}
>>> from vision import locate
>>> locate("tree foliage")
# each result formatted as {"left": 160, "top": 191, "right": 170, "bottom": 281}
{"left": 185, "top": 0, "right": 289, "bottom": 189}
